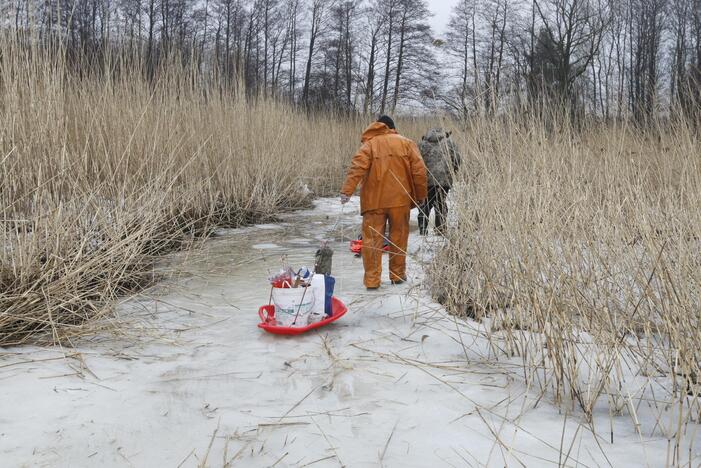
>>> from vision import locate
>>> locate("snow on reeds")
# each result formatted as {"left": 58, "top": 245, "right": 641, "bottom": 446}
{"left": 429, "top": 116, "right": 701, "bottom": 461}
{"left": 0, "top": 36, "right": 359, "bottom": 346}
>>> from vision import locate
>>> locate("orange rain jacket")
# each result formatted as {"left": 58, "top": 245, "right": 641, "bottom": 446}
{"left": 341, "top": 122, "right": 428, "bottom": 215}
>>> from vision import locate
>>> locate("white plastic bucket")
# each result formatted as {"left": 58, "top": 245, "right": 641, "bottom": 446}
{"left": 272, "top": 287, "right": 315, "bottom": 327}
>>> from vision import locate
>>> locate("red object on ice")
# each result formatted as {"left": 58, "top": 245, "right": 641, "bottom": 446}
{"left": 349, "top": 239, "right": 390, "bottom": 255}
{"left": 257, "top": 297, "right": 348, "bottom": 335}
{"left": 350, "top": 239, "right": 362, "bottom": 254}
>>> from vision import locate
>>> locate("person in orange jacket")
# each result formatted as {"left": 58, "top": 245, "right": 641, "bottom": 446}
{"left": 340, "top": 115, "right": 427, "bottom": 290}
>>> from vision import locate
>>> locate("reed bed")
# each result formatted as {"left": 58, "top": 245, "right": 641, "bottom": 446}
{"left": 0, "top": 37, "right": 359, "bottom": 346}
{"left": 429, "top": 117, "right": 701, "bottom": 462}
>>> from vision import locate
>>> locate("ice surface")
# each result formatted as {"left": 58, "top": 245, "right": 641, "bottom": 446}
{"left": 285, "top": 238, "right": 313, "bottom": 245}
{"left": 252, "top": 243, "right": 282, "bottom": 250}
{"left": 1, "top": 197, "right": 699, "bottom": 467}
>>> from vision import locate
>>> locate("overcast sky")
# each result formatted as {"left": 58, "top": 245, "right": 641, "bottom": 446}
{"left": 427, "top": 0, "right": 459, "bottom": 37}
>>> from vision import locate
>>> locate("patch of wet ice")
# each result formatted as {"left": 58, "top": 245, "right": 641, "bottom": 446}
{"left": 252, "top": 243, "right": 281, "bottom": 250}
{"left": 286, "top": 238, "right": 312, "bottom": 245}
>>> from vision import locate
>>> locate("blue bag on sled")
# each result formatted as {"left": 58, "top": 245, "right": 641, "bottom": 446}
{"left": 324, "top": 275, "right": 335, "bottom": 317}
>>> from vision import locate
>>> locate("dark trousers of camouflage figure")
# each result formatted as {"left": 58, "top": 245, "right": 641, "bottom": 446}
{"left": 418, "top": 185, "right": 449, "bottom": 236}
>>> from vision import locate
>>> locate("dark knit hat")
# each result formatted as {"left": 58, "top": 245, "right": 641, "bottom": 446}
{"left": 377, "top": 115, "right": 396, "bottom": 129}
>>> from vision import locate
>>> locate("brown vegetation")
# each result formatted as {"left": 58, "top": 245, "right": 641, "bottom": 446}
{"left": 0, "top": 37, "right": 359, "bottom": 346}
{"left": 429, "top": 116, "right": 701, "bottom": 461}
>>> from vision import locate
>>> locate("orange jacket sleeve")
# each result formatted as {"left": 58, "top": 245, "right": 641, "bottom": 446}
{"left": 408, "top": 141, "right": 428, "bottom": 202}
{"left": 340, "top": 143, "right": 372, "bottom": 196}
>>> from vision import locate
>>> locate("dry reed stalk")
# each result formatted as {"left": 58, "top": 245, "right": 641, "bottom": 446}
{"left": 0, "top": 34, "right": 361, "bottom": 346}
{"left": 427, "top": 115, "right": 701, "bottom": 454}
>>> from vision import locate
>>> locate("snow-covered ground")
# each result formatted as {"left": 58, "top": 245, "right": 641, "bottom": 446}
{"left": 1, "top": 198, "right": 699, "bottom": 467}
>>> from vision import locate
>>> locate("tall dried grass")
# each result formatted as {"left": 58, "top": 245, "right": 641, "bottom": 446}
{"left": 429, "top": 116, "right": 701, "bottom": 461}
{"left": 0, "top": 36, "right": 360, "bottom": 346}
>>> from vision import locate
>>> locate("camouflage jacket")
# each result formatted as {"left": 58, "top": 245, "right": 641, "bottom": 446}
{"left": 419, "top": 128, "right": 462, "bottom": 188}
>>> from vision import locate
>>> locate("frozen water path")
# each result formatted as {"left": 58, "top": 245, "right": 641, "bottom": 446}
{"left": 1, "top": 198, "right": 698, "bottom": 467}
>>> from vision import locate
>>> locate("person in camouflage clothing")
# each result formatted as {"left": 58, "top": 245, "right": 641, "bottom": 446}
{"left": 418, "top": 128, "right": 462, "bottom": 236}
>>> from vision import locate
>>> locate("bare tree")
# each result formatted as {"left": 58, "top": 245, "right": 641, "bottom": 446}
{"left": 301, "top": 0, "right": 326, "bottom": 106}
{"left": 361, "top": 3, "right": 386, "bottom": 114}
{"left": 629, "top": 0, "right": 665, "bottom": 123}
{"left": 479, "top": 0, "right": 511, "bottom": 115}
{"left": 531, "top": 0, "right": 609, "bottom": 113}
{"left": 286, "top": 0, "right": 301, "bottom": 99}
{"left": 445, "top": 0, "right": 476, "bottom": 119}
{"left": 327, "top": 1, "right": 358, "bottom": 110}
{"left": 379, "top": 0, "right": 400, "bottom": 114}
{"left": 390, "top": 0, "right": 431, "bottom": 114}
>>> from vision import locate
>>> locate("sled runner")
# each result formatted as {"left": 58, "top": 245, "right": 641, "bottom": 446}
{"left": 258, "top": 297, "right": 348, "bottom": 335}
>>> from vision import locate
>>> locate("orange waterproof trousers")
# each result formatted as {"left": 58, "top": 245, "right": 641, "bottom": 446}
{"left": 362, "top": 206, "right": 410, "bottom": 288}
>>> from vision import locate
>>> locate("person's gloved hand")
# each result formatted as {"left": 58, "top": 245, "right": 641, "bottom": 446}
{"left": 340, "top": 194, "right": 350, "bottom": 205}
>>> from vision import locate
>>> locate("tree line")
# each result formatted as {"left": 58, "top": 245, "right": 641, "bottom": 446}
{"left": 3, "top": 0, "right": 700, "bottom": 123}
{"left": 443, "top": 0, "right": 700, "bottom": 124}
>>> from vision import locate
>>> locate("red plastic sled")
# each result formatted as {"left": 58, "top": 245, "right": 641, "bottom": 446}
{"left": 258, "top": 297, "right": 348, "bottom": 335}
{"left": 350, "top": 239, "right": 390, "bottom": 255}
